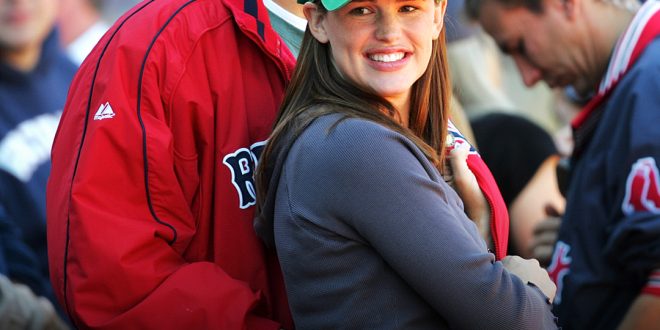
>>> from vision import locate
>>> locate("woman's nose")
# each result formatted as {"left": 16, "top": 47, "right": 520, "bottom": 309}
{"left": 375, "top": 11, "right": 402, "bottom": 42}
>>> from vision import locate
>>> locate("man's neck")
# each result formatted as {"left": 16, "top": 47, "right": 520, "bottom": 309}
{"left": 272, "top": 0, "right": 305, "bottom": 19}
{"left": 57, "top": 1, "right": 102, "bottom": 46}
{"left": 1, "top": 45, "right": 41, "bottom": 72}
{"left": 583, "top": 2, "right": 635, "bottom": 93}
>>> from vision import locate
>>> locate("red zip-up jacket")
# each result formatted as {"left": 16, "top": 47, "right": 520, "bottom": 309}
{"left": 47, "top": 0, "right": 295, "bottom": 328}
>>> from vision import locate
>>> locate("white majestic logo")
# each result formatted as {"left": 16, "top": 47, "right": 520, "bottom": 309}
{"left": 94, "top": 102, "right": 116, "bottom": 120}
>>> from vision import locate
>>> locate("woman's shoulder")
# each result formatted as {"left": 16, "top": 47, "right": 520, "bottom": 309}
{"left": 302, "top": 113, "right": 401, "bottom": 146}
{"left": 291, "top": 112, "right": 427, "bottom": 172}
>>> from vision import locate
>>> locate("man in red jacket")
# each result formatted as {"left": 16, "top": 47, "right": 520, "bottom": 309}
{"left": 48, "top": 0, "right": 510, "bottom": 328}
{"left": 48, "top": 0, "right": 295, "bottom": 328}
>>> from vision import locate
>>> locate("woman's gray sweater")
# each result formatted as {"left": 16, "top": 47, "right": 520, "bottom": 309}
{"left": 256, "top": 114, "right": 557, "bottom": 329}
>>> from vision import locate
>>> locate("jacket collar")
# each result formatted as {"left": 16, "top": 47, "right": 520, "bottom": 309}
{"left": 222, "top": 0, "right": 296, "bottom": 78}
{"left": 572, "top": 1, "right": 660, "bottom": 130}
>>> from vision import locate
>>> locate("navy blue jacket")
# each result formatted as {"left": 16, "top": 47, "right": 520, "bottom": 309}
{"left": 549, "top": 16, "right": 660, "bottom": 329}
{"left": 0, "top": 30, "right": 77, "bottom": 304}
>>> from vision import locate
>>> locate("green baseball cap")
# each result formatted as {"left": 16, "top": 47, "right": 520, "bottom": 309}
{"left": 297, "top": 0, "right": 351, "bottom": 11}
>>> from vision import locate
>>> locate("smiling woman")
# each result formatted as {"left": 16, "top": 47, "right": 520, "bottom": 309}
{"left": 306, "top": 0, "right": 443, "bottom": 117}
{"left": 255, "top": 0, "right": 559, "bottom": 328}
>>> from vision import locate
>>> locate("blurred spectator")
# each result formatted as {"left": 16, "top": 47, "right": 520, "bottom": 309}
{"left": 472, "top": 113, "right": 565, "bottom": 262}
{"left": 57, "top": 0, "right": 109, "bottom": 65}
{"left": 0, "top": 0, "right": 76, "bottom": 325}
{"left": 445, "top": 0, "right": 517, "bottom": 119}
{"left": 100, "top": 0, "right": 141, "bottom": 22}
{"left": 0, "top": 209, "right": 68, "bottom": 329}
{"left": 471, "top": 0, "right": 660, "bottom": 327}
{"left": 461, "top": 0, "right": 561, "bottom": 134}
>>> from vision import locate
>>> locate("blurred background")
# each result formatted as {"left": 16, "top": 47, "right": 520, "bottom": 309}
{"left": 101, "top": 0, "right": 141, "bottom": 21}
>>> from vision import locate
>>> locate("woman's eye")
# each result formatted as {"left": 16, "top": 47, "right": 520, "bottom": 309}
{"left": 400, "top": 5, "right": 417, "bottom": 12}
{"left": 349, "top": 7, "right": 372, "bottom": 15}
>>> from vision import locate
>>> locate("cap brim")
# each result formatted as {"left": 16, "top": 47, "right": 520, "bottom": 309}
{"left": 321, "top": 0, "right": 351, "bottom": 10}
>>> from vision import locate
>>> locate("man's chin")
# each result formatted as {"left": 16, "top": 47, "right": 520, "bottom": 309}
{"left": 568, "top": 79, "right": 597, "bottom": 97}
{"left": 544, "top": 75, "right": 572, "bottom": 89}
{"left": 543, "top": 79, "right": 564, "bottom": 89}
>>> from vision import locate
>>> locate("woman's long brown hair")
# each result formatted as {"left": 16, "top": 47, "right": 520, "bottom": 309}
{"left": 256, "top": 0, "right": 451, "bottom": 208}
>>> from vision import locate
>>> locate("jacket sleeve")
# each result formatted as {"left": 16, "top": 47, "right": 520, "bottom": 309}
{"left": 46, "top": 8, "right": 287, "bottom": 329}
{"left": 604, "top": 66, "right": 660, "bottom": 296}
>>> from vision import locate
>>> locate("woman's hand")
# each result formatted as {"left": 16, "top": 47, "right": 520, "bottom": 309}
{"left": 502, "top": 255, "right": 557, "bottom": 303}
{"left": 445, "top": 140, "right": 490, "bottom": 240}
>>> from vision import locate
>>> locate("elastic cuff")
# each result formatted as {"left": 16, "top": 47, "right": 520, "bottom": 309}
{"left": 642, "top": 270, "right": 660, "bottom": 296}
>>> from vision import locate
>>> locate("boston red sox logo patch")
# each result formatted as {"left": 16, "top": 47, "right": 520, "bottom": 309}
{"left": 223, "top": 141, "right": 266, "bottom": 209}
{"left": 622, "top": 157, "right": 660, "bottom": 215}
{"left": 547, "top": 240, "right": 571, "bottom": 305}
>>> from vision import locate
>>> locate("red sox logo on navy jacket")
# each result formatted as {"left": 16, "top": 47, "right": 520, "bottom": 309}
{"left": 547, "top": 240, "right": 571, "bottom": 305}
{"left": 622, "top": 157, "right": 660, "bottom": 215}
{"left": 222, "top": 141, "right": 266, "bottom": 209}
{"left": 548, "top": 158, "right": 660, "bottom": 305}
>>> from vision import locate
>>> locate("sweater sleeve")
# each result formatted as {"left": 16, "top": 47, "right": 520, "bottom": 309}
{"left": 291, "top": 118, "right": 556, "bottom": 329}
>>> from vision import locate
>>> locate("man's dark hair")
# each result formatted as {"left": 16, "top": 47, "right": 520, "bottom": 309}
{"left": 465, "top": 0, "right": 544, "bottom": 20}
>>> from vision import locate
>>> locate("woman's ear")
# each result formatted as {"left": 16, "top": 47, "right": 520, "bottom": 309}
{"left": 304, "top": 3, "right": 329, "bottom": 43}
{"left": 432, "top": 0, "right": 447, "bottom": 40}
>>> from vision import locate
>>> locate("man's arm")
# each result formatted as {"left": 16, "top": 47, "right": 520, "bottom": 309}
{"left": 47, "top": 4, "right": 289, "bottom": 327}
{"left": 607, "top": 66, "right": 660, "bottom": 330}
{"left": 48, "top": 74, "right": 279, "bottom": 329}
